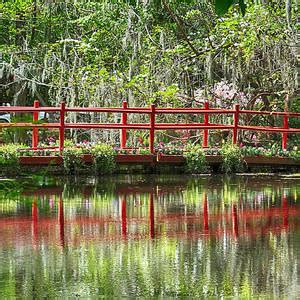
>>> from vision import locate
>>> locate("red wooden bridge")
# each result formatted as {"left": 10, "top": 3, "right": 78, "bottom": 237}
{"left": 1, "top": 101, "right": 300, "bottom": 154}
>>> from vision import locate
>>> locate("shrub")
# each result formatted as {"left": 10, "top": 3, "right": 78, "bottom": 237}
{"left": 62, "top": 147, "right": 83, "bottom": 174}
{"left": 290, "top": 148, "right": 300, "bottom": 162}
{"left": 138, "top": 148, "right": 152, "bottom": 155}
{"left": 183, "top": 144, "right": 208, "bottom": 173}
{"left": 91, "top": 143, "right": 116, "bottom": 175}
{"left": 0, "top": 144, "right": 25, "bottom": 166}
{"left": 157, "top": 142, "right": 184, "bottom": 155}
{"left": 221, "top": 144, "right": 245, "bottom": 173}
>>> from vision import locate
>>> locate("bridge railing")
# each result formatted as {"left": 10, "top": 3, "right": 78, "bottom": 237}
{"left": 0, "top": 100, "right": 299, "bottom": 153}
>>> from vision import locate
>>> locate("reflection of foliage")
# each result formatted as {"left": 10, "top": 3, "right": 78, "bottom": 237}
{"left": 0, "top": 233, "right": 298, "bottom": 298}
{"left": 0, "top": 179, "right": 23, "bottom": 199}
{"left": 0, "top": 175, "right": 299, "bottom": 298}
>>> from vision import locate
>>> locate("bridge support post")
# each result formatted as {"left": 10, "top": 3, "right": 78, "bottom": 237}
{"left": 59, "top": 102, "right": 66, "bottom": 153}
{"left": 121, "top": 101, "right": 127, "bottom": 149}
{"left": 149, "top": 104, "right": 156, "bottom": 154}
{"left": 202, "top": 102, "right": 209, "bottom": 148}
{"left": 282, "top": 114, "right": 288, "bottom": 150}
{"left": 32, "top": 100, "right": 39, "bottom": 149}
{"left": 232, "top": 104, "right": 240, "bottom": 145}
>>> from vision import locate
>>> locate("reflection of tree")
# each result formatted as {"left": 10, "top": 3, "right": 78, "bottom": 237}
{"left": 0, "top": 232, "right": 299, "bottom": 298}
{"left": 0, "top": 175, "right": 299, "bottom": 297}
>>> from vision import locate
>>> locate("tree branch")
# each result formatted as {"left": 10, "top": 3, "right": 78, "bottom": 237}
{"left": 162, "top": 0, "right": 201, "bottom": 57}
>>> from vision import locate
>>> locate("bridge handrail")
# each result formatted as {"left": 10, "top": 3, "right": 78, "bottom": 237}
{"left": 0, "top": 101, "right": 299, "bottom": 152}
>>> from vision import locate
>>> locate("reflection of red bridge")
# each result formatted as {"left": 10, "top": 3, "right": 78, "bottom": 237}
{"left": 0, "top": 192, "right": 298, "bottom": 248}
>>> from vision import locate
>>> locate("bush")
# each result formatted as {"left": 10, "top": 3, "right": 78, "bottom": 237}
{"left": 184, "top": 144, "right": 208, "bottom": 173}
{"left": 0, "top": 144, "right": 24, "bottom": 166}
{"left": 138, "top": 148, "right": 152, "bottom": 155}
{"left": 221, "top": 144, "right": 245, "bottom": 173}
{"left": 62, "top": 147, "right": 83, "bottom": 174}
{"left": 290, "top": 148, "right": 300, "bottom": 162}
{"left": 91, "top": 143, "right": 116, "bottom": 175}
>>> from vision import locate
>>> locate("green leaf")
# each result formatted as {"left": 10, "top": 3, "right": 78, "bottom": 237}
{"left": 215, "top": 0, "right": 234, "bottom": 16}
{"left": 215, "top": 0, "right": 246, "bottom": 16}
{"left": 239, "top": 0, "right": 247, "bottom": 16}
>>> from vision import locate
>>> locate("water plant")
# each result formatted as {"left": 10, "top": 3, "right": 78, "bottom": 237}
{"left": 183, "top": 144, "right": 208, "bottom": 174}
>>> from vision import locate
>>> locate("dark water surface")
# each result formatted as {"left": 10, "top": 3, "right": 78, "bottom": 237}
{"left": 0, "top": 175, "right": 299, "bottom": 298}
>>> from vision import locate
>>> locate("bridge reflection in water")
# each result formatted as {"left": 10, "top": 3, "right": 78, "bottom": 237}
{"left": 0, "top": 176, "right": 299, "bottom": 298}
{"left": 0, "top": 177, "right": 298, "bottom": 248}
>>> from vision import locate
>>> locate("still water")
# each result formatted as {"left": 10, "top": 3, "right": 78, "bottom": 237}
{"left": 0, "top": 175, "right": 299, "bottom": 298}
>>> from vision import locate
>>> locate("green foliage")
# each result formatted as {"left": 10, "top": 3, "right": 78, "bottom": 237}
{"left": 19, "top": 149, "right": 57, "bottom": 157}
{"left": 0, "top": 1, "right": 295, "bottom": 110}
{"left": 157, "top": 142, "right": 184, "bottom": 155}
{"left": 62, "top": 147, "right": 83, "bottom": 175}
{"left": 0, "top": 0, "right": 297, "bottom": 149}
{"left": 240, "top": 144, "right": 298, "bottom": 158}
{"left": 290, "top": 149, "right": 300, "bottom": 162}
{"left": 0, "top": 144, "right": 24, "bottom": 166}
{"left": 183, "top": 144, "right": 208, "bottom": 173}
{"left": 138, "top": 148, "right": 152, "bottom": 155}
{"left": 289, "top": 97, "right": 300, "bottom": 146}
{"left": 91, "top": 143, "right": 116, "bottom": 175}
{"left": 221, "top": 144, "right": 245, "bottom": 173}
{"left": 215, "top": 0, "right": 246, "bottom": 16}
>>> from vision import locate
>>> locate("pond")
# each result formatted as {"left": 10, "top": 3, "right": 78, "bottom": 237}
{"left": 0, "top": 175, "right": 299, "bottom": 298}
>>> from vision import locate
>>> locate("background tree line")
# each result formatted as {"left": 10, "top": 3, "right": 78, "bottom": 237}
{"left": 0, "top": 0, "right": 298, "bottom": 144}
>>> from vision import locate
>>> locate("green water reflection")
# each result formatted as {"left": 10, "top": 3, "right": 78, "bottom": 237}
{"left": 0, "top": 175, "right": 299, "bottom": 298}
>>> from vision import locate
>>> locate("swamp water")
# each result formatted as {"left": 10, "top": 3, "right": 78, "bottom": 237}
{"left": 0, "top": 175, "right": 299, "bottom": 298}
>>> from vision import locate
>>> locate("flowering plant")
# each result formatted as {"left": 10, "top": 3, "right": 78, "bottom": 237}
{"left": 157, "top": 141, "right": 184, "bottom": 155}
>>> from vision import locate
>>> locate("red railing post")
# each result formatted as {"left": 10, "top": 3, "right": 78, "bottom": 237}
{"left": 202, "top": 101, "right": 209, "bottom": 148}
{"left": 282, "top": 114, "right": 288, "bottom": 150}
{"left": 59, "top": 102, "right": 66, "bottom": 153}
{"left": 32, "top": 100, "right": 39, "bottom": 149}
{"left": 149, "top": 103, "right": 156, "bottom": 154}
{"left": 121, "top": 101, "right": 127, "bottom": 149}
{"left": 232, "top": 104, "right": 240, "bottom": 145}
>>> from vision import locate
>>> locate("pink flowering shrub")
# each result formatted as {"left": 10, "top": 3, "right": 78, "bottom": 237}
{"left": 195, "top": 80, "right": 252, "bottom": 108}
